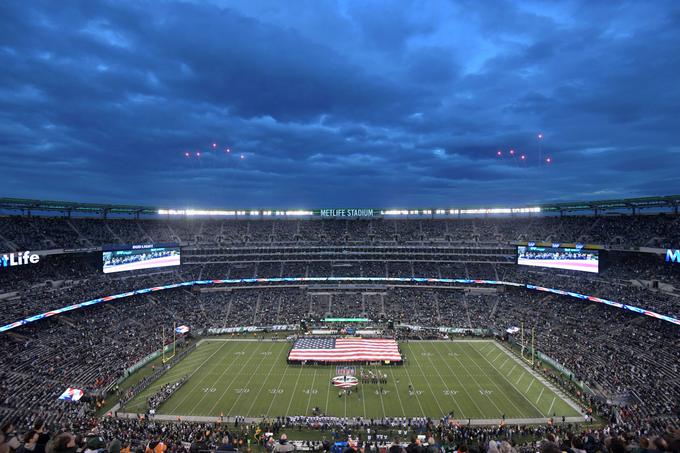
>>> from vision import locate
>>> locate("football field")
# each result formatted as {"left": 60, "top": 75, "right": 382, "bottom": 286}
{"left": 122, "top": 339, "right": 582, "bottom": 423}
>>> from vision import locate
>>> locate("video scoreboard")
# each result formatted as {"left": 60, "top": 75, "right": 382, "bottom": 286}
{"left": 102, "top": 243, "right": 181, "bottom": 274}
{"left": 517, "top": 243, "right": 599, "bottom": 274}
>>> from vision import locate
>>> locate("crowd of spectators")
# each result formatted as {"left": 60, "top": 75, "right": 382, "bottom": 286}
{"left": 0, "top": 213, "right": 679, "bottom": 451}
{"left": 1, "top": 413, "right": 678, "bottom": 453}
{"left": 1, "top": 213, "right": 679, "bottom": 251}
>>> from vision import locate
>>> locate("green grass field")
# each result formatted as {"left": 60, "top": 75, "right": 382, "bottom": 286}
{"left": 123, "top": 339, "right": 581, "bottom": 422}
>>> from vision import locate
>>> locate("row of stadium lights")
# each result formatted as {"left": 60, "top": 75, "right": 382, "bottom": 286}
{"left": 183, "top": 142, "right": 245, "bottom": 160}
{"left": 496, "top": 133, "right": 552, "bottom": 164}
{"left": 157, "top": 207, "right": 542, "bottom": 216}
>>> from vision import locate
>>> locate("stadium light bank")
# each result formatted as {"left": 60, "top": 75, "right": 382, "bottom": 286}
{"left": 157, "top": 206, "right": 542, "bottom": 217}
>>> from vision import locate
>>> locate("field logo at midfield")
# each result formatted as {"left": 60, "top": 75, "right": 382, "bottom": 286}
{"left": 332, "top": 375, "right": 358, "bottom": 388}
{"left": 666, "top": 249, "right": 680, "bottom": 263}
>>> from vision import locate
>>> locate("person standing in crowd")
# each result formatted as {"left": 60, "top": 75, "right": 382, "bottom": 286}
{"left": 0, "top": 432, "right": 8, "bottom": 453}
{"left": 1, "top": 422, "right": 21, "bottom": 453}
{"left": 389, "top": 437, "right": 405, "bottom": 453}
{"left": 406, "top": 436, "right": 423, "bottom": 453}
{"left": 16, "top": 431, "right": 39, "bottom": 453}
{"left": 45, "top": 433, "right": 77, "bottom": 453}
{"left": 272, "top": 434, "right": 294, "bottom": 453}
{"left": 426, "top": 437, "right": 440, "bottom": 453}
{"left": 264, "top": 437, "right": 276, "bottom": 453}
{"left": 189, "top": 434, "right": 208, "bottom": 453}
{"left": 343, "top": 439, "right": 358, "bottom": 453}
{"left": 32, "top": 421, "right": 49, "bottom": 453}
{"left": 107, "top": 438, "right": 121, "bottom": 453}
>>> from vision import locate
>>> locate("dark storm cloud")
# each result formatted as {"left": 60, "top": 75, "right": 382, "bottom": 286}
{"left": 0, "top": 0, "right": 679, "bottom": 208}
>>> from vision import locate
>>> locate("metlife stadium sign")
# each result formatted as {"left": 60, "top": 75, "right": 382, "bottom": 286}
{"left": 666, "top": 249, "right": 680, "bottom": 263}
{"left": 320, "top": 209, "right": 375, "bottom": 218}
{"left": 0, "top": 251, "right": 40, "bottom": 269}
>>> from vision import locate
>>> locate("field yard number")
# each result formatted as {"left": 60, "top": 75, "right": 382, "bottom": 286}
{"left": 261, "top": 351, "right": 272, "bottom": 356}
{"left": 448, "top": 352, "right": 459, "bottom": 357}
{"left": 415, "top": 390, "right": 424, "bottom": 395}
{"left": 303, "top": 389, "right": 318, "bottom": 394}
{"left": 269, "top": 388, "right": 284, "bottom": 394}
{"left": 234, "top": 351, "right": 245, "bottom": 356}
{"left": 479, "top": 389, "right": 492, "bottom": 396}
{"left": 235, "top": 388, "right": 250, "bottom": 394}
{"left": 443, "top": 389, "right": 458, "bottom": 396}
{"left": 203, "top": 387, "right": 216, "bottom": 393}
{"left": 421, "top": 352, "right": 432, "bottom": 357}
{"left": 375, "top": 390, "right": 390, "bottom": 395}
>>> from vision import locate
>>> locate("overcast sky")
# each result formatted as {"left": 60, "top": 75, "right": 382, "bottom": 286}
{"left": 1, "top": 0, "right": 679, "bottom": 209}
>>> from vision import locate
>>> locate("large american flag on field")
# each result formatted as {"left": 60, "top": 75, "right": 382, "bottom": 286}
{"left": 288, "top": 338, "right": 402, "bottom": 362}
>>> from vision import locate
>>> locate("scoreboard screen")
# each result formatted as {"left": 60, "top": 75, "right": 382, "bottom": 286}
{"left": 103, "top": 244, "right": 180, "bottom": 274}
{"left": 517, "top": 245, "right": 599, "bottom": 274}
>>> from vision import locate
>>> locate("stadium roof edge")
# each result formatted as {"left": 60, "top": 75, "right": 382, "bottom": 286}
{"left": 0, "top": 198, "right": 157, "bottom": 215}
{"left": 0, "top": 195, "right": 678, "bottom": 217}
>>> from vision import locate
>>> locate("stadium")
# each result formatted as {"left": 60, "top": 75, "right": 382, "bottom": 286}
{"left": 2, "top": 1, "right": 680, "bottom": 453}
{"left": 1, "top": 196, "right": 679, "bottom": 452}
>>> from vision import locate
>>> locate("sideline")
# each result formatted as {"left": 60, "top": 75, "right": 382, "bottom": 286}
{"left": 114, "top": 412, "right": 586, "bottom": 426}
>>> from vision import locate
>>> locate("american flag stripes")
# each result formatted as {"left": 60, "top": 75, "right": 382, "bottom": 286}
{"left": 288, "top": 338, "right": 402, "bottom": 363}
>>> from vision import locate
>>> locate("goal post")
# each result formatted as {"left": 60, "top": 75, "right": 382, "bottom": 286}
{"left": 162, "top": 323, "right": 177, "bottom": 363}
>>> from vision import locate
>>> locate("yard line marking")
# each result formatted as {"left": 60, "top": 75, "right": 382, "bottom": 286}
{"left": 223, "top": 342, "right": 277, "bottom": 416}
{"left": 410, "top": 343, "right": 446, "bottom": 416}
{"left": 458, "top": 342, "right": 521, "bottom": 417}
{"left": 536, "top": 387, "right": 545, "bottom": 405}
{"left": 206, "top": 342, "right": 269, "bottom": 416}
{"left": 548, "top": 397, "right": 556, "bottom": 415}
{"left": 439, "top": 342, "right": 496, "bottom": 418}
{"left": 525, "top": 379, "right": 534, "bottom": 394}
{"left": 284, "top": 362, "right": 306, "bottom": 416}
{"left": 417, "top": 342, "right": 464, "bottom": 417}
{"left": 245, "top": 343, "right": 289, "bottom": 416}
{"left": 163, "top": 341, "right": 234, "bottom": 414}
{"left": 264, "top": 356, "right": 293, "bottom": 417}
{"left": 323, "top": 365, "right": 333, "bottom": 415}
{"left": 515, "top": 374, "right": 523, "bottom": 385}
{"left": 508, "top": 364, "right": 517, "bottom": 376}
{"left": 361, "top": 369, "right": 367, "bottom": 419}
{"left": 372, "top": 364, "right": 387, "bottom": 418}
{"left": 399, "top": 344, "right": 427, "bottom": 417}
{"left": 305, "top": 369, "right": 318, "bottom": 416}
{"left": 387, "top": 368, "right": 406, "bottom": 417}
{"left": 473, "top": 343, "right": 548, "bottom": 418}
{"left": 499, "top": 358, "right": 509, "bottom": 369}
